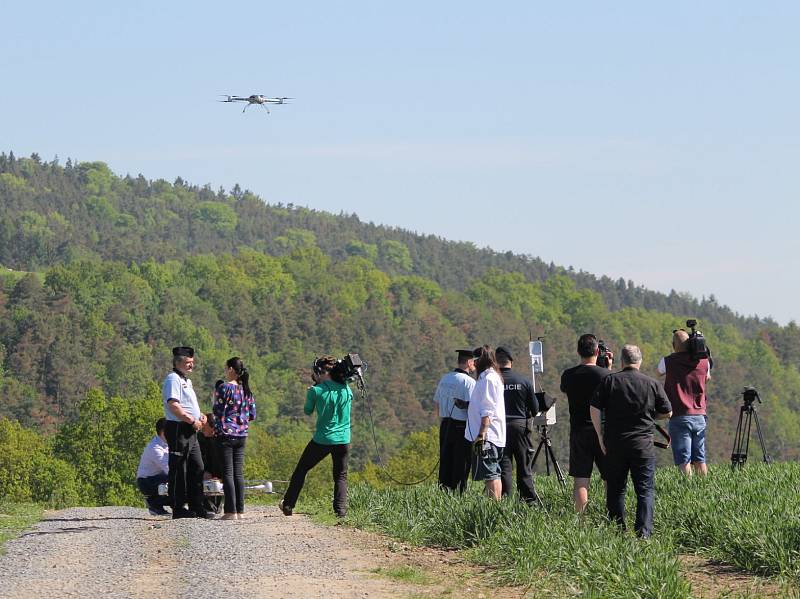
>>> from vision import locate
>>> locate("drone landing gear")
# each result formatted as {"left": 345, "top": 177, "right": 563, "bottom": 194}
{"left": 529, "top": 424, "right": 566, "bottom": 487}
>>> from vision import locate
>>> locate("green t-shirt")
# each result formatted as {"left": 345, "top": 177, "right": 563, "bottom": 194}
{"left": 305, "top": 380, "right": 352, "bottom": 445}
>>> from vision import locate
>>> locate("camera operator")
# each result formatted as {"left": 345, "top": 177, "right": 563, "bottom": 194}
{"left": 162, "top": 346, "right": 212, "bottom": 519}
{"left": 590, "top": 345, "right": 672, "bottom": 538}
{"left": 560, "top": 334, "right": 613, "bottom": 513}
{"left": 280, "top": 356, "right": 352, "bottom": 518}
{"left": 434, "top": 349, "right": 477, "bottom": 492}
{"left": 496, "top": 346, "right": 540, "bottom": 505}
{"left": 657, "top": 329, "right": 711, "bottom": 477}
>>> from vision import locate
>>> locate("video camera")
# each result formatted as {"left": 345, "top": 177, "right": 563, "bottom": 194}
{"left": 684, "top": 319, "right": 711, "bottom": 361}
{"left": 330, "top": 353, "right": 365, "bottom": 384}
{"left": 597, "top": 340, "right": 612, "bottom": 368}
{"left": 742, "top": 386, "right": 761, "bottom": 406}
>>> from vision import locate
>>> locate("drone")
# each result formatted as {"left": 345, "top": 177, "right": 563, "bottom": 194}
{"left": 219, "top": 94, "right": 292, "bottom": 114}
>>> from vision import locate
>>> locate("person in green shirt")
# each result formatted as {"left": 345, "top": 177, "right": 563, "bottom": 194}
{"left": 279, "top": 355, "right": 353, "bottom": 517}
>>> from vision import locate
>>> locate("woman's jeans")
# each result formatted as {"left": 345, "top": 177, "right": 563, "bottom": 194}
{"left": 217, "top": 435, "right": 246, "bottom": 514}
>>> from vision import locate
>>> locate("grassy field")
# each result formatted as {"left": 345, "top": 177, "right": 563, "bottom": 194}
{"left": 0, "top": 501, "right": 43, "bottom": 554}
{"left": 305, "top": 462, "right": 800, "bottom": 598}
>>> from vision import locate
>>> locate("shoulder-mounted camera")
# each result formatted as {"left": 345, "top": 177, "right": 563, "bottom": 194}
{"left": 685, "top": 319, "right": 711, "bottom": 362}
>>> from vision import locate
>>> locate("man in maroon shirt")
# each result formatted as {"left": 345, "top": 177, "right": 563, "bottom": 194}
{"left": 657, "top": 330, "right": 711, "bottom": 477}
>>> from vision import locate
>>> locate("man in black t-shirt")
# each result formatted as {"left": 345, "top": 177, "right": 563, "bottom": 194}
{"left": 497, "top": 347, "right": 540, "bottom": 505}
{"left": 560, "top": 334, "right": 613, "bottom": 513}
{"left": 590, "top": 345, "right": 672, "bottom": 538}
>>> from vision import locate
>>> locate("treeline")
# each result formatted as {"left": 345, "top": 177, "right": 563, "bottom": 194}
{"left": 0, "top": 152, "right": 798, "bottom": 508}
{"left": 0, "top": 152, "right": 780, "bottom": 333}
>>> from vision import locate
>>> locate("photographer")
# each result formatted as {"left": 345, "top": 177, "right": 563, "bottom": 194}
{"left": 496, "top": 346, "right": 540, "bottom": 505}
{"left": 434, "top": 349, "right": 476, "bottom": 492}
{"left": 464, "top": 346, "right": 506, "bottom": 500}
{"left": 280, "top": 356, "right": 352, "bottom": 518}
{"left": 560, "top": 334, "right": 612, "bottom": 513}
{"left": 590, "top": 345, "right": 672, "bottom": 538}
{"left": 657, "top": 329, "right": 711, "bottom": 477}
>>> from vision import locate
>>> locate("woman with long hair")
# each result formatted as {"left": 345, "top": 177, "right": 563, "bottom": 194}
{"left": 465, "top": 345, "right": 506, "bottom": 499}
{"left": 213, "top": 357, "right": 256, "bottom": 520}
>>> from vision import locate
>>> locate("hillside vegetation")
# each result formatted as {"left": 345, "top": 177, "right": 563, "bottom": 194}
{"left": 0, "top": 151, "right": 799, "bottom": 508}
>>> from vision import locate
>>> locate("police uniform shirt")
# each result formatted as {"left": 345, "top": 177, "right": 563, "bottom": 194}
{"left": 162, "top": 370, "right": 202, "bottom": 421}
{"left": 499, "top": 368, "right": 538, "bottom": 420}
{"left": 434, "top": 369, "right": 475, "bottom": 421}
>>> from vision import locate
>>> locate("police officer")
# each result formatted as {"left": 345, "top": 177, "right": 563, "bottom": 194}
{"left": 434, "top": 349, "right": 476, "bottom": 492}
{"left": 496, "top": 346, "right": 540, "bottom": 505}
{"left": 162, "top": 346, "right": 212, "bottom": 519}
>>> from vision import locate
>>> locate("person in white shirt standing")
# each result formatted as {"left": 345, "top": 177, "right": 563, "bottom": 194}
{"left": 136, "top": 418, "right": 170, "bottom": 516}
{"left": 465, "top": 345, "right": 506, "bottom": 500}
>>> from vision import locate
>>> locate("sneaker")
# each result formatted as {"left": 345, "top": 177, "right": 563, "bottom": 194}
{"left": 278, "top": 500, "right": 293, "bottom": 516}
{"left": 195, "top": 510, "right": 216, "bottom": 520}
{"left": 148, "top": 506, "right": 170, "bottom": 517}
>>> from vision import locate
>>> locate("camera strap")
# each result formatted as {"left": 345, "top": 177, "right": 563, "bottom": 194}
{"left": 654, "top": 423, "right": 671, "bottom": 449}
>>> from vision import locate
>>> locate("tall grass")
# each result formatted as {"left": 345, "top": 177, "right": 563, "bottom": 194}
{"left": 306, "top": 462, "right": 799, "bottom": 597}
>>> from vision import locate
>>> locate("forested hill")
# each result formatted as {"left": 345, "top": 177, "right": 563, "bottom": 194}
{"left": 0, "top": 152, "right": 773, "bottom": 331}
{"left": 1, "top": 151, "right": 799, "bottom": 470}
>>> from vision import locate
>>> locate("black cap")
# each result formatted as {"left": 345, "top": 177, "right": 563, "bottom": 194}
{"left": 472, "top": 346, "right": 483, "bottom": 359}
{"left": 172, "top": 346, "right": 194, "bottom": 358}
{"left": 496, "top": 346, "right": 513, "bottom": 362}
{"left": 456, "top": 349, "right": 475, "bottom": 360}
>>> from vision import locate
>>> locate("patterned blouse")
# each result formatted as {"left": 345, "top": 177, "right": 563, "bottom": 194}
{"left": 213, "top": 382, "right": 256, "bottom": 437}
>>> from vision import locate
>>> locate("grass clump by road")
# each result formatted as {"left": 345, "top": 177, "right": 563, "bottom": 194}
{"left": 304, "top": 462, "right": 799, "bottom": 598}
{"left": 0, "top": 501, "right": 43, "bottom": 554}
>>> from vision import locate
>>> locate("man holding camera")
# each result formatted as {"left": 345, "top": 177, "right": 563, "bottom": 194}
{"left": 590, "top": 345, "right": 672, "bottom": 538}
{"left": 434, "top": 349, "right": 476, "bottom": 492}
{"left": 162, "top": 346, "right": 211, "bottom": 519}
{"left": 496, "top": 346, "right": 540, "bottom": 505}
{"left": 560, "top": 334, "right": 613, "bottom": 513}
{"left": 657, "top": 329, "right": 711, "bottom": 477}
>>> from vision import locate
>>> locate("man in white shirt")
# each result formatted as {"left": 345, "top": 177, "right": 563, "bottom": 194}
{"left": 465, "top": 346, "right": 506, "bottom": 500}
{"left": 434, "top": 349, "right": 476, "bottom": 492}
{"left": 136, "top": 418, "right": 170, "bottom": 516}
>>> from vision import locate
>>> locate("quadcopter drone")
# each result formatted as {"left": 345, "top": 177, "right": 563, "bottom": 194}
{"left": 219, "top": 94, "right": 292, "bottom": 114}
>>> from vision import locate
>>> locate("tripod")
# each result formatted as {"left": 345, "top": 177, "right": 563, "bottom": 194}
{"left": 529, "top": 424, "right": 566, "bottom": 487}
{"left": 731, "top": 391, "right": 772, "bottom": 469}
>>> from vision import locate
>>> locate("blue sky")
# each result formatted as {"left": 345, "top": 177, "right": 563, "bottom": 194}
{"left": 3, "top": 2, "right": 798, "bottom": 323}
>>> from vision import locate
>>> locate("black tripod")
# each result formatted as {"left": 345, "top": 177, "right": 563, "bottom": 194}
{"left": 529, "top": 424, "right": 566, "bottom": 487}
{"left": 731, "top": 387, "right": 772, "bottom": 469}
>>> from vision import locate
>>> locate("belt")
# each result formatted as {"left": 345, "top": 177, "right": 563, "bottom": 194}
{"left": 654, "top": 424, "right": 671, "bottom": 449}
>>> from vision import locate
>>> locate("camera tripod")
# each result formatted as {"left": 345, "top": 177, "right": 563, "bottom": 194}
{"left": 731, "top": 389, "right": 772, "bottom": 469}
{"left": 529, "top": 424, "right": 566, "bottom": 487}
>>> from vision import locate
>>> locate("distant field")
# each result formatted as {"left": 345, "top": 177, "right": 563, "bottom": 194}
{"left": 308, "top": 463, "right": 799, "bottom": 598}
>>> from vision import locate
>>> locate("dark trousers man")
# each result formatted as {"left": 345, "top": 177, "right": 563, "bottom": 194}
{"left": 283, "top": 440, "right": 349, "bottom": 516}
{"left": 165, "top": 420, "right": 206, "bottom": 517}
{"left": 438, "top": 418, "right": 470, "bottom": 492}
{"left": 605, "top": 442, "right": 656, "bottom": 538}
{"left": 136, "top": 473, "right": 170, "bottom": 510}
{"left": 500, "top": 418, "right": 539, "bottom": 504}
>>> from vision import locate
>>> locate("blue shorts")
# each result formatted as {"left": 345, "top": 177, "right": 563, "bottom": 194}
{"left": 668, "top": 415, "right": 707, "bottom": 465}
{"left": 471, "top": 441, "right": 503, "bottom": 481}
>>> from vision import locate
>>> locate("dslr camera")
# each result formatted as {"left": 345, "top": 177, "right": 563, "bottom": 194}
{"left": 597, "top": 340, "right": 612, "bottom": 368}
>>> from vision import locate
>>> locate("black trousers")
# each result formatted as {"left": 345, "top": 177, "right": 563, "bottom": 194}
{"left": 605, "top": 443, "right": 656, "bottom": 538}
{"left": 136, "top": 473, "right": 170, "bottom": 509}
{"left": 217, "top": 435, "right": 246, "bottom": 514}
{"left": 438, "top": 418, "right": 470, "bottom": 492}
{"left": 500, "top": 418, "right": 539, "bottom": 504}
{"left": 165, "top": 420, "right": 205, "bottom": 515}
{"left": 284, "top": 440, "right": 349, "bottom": 516}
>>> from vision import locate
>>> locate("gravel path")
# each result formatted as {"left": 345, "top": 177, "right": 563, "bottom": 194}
{"left": 0, "top": 506, "right": 424, "bottom": 599}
